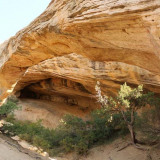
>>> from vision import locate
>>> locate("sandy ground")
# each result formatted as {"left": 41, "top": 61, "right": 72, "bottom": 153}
{"left": 14, "top": 98, "right": 90, "bottom": 129}
{"left": 0, "top": 134, "right": 46, "bottom": 160}
{"left": 0, "top": 133, "right": 159, "bottom": 160}
{"left": 4, "top": 98, "right": 160, "bottom": 160}
{"left": 54, "top": 137, "right": 160, "bottom": 160}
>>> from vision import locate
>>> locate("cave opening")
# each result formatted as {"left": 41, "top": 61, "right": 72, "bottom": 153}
{"left": 15, "top": 77, "right": 98, "bottom": 113}
{"left": 19, "top": 87, "right": 40, "bottom": 99}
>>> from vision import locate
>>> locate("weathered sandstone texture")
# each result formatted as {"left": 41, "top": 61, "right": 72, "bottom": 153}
{"left": 0, "top": 0, "right": 160, "bottom": 107}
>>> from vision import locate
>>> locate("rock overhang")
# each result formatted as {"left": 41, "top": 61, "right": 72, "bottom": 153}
{"left": 0, "top": 0, "right": 160, "bottom": 103}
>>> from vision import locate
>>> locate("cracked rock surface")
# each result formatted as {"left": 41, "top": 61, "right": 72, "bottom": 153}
{"left": 0, "top": 0, "right": 160, "bottom": 104}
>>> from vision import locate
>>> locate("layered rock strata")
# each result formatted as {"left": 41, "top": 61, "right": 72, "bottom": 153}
{"left": 0, "top": 0, "right": 160, "bottom": 104}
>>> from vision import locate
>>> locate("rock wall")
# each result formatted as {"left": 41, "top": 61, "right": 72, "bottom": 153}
{"left": 0, "top": 0, "right": 160, "bottom": 111}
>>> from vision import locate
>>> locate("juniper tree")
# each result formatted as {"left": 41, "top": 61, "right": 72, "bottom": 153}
{"left": 95, "top": 82, "right": 154, "bottom": 144}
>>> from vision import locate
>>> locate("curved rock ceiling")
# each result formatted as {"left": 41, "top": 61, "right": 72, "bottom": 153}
{"left": 0, "top": 0, "right": 160, "bottom": 102}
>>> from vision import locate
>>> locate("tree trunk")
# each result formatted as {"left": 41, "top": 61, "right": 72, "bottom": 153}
{"left": 121, "top": 110, "right": 137, "bottom": 144}
{"left": 128, "top": 124, "right": 136, "bottom": 144}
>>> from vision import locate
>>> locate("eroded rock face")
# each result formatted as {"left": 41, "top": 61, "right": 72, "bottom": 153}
{"left": 0, "top": 0, "right": 160, "bottom": 104}
{"left": 12, "top": 53, "right": 160, "bottom": 121}
{"left": 18, "top": 77, "right": 96, "bottom": 110}
{"left": 15, "top": 53, "right": 160, "bottom": 97}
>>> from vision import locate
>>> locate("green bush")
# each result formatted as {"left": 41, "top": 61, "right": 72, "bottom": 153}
{"left": 0, "top": 97, "right": 20, "bottom": 118}
{"left": 2, "top": 85, "right": 160, "bottom": 156}
{"left": 90, "top": 109, "right": 129, "bottom": 140}
{"left": 3, "top": 106, "right": 159, "bottom": 156}
{"left": 3, "top": 110, "right": 128, "bottom": 156}
{"left": 4, "top": 105, "right": 159, "bottom": 156}
{"left": 135, "top": 105, "right": 160, "bottom": 144}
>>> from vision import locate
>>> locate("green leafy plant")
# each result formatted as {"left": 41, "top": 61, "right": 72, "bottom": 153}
{"left": 95, "top": 82, "right": 159, "bottom": 144}
{"left": 2, "top": 83, "right": 159, "bottom": 156}
{"left": 0, "top": 96, "right": 20, "bottom": 119}
{"left": 3, "top": 111, "right": 127, "bottom": 156}
{"left": 135, "top": 104, "right": 160, "bottom": 144}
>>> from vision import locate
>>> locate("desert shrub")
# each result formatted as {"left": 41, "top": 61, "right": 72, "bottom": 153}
{"left": 5, "top": 102, "right": 159, "bottom": 156}
{"left": 3, "top": 110, "right": 127, "bottom": 156}
{"left": 0, "top": 96, "right": 20, "bottom": 118}
{"left": 3, "top": 84, "right": 160, "bottom": 156}
{"left": 3, "top": 108, "right": 158, "bottom": 156}
{"left": 135, "top": 104, "right": 160, "bottom": 144}
{"left": 90, "top": 109, "right": 129, "bottom": 141}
